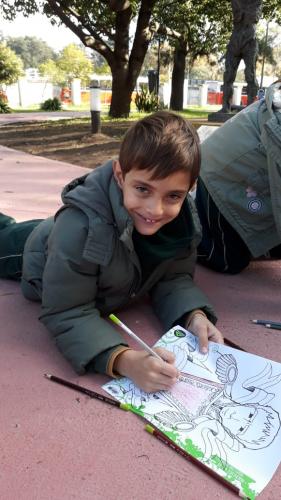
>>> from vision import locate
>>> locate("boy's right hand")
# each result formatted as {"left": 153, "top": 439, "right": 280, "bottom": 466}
{"left": 113, "top": 347, "right": 179, "bottom": 393}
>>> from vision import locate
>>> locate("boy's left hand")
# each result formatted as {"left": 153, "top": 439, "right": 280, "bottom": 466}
{"left": 185, "top": 313, "right": 224, "bottom": 354}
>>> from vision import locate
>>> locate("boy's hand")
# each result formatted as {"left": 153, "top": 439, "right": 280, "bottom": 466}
{"left": 186, "top": 313, "right": 224, "bottom": 354}
{"left": 113, "top": 347, "right": 179, "bottom": 393}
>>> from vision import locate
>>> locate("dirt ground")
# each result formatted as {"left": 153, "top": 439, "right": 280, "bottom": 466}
{"left": 0, "top": 116, "right": 206, "bottom": 169}
{"left": 0, "top": 118, "right": 133, "bottom": 169}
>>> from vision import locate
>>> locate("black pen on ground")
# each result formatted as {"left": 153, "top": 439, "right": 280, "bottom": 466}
{"left": 265, "top": 324, "right": 281, "bottom": 331}
{"left": 251, "top": 319, "right": 281, "bottom": 328}
{"left": 109, "top": 314, "right": 186, "bottom": 382}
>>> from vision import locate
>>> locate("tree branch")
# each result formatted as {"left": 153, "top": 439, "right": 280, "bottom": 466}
{"left": 46, "top": 0, "right": 114, "bottom": 63}
{"left": 128, "top": 0, "right": 157, "bottom": 85}
{"left": 109, "top": 0, "right": 131, "bottom": 11}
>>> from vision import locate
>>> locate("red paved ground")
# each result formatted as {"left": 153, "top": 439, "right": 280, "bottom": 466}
{"left": 1, "top": 144, "right": 280, "bottom": 500}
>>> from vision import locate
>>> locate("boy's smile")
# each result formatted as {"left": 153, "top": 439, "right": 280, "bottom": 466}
{"left": 113, "top": 161, "right": 191, "bottom": 235}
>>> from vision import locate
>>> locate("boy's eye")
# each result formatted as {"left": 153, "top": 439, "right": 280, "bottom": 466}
{"left": 135, "top": 186, "right": 148, "bottom": 193}
{"left": 248, "top": 412, "right": 254, "bottom": 419}
{"left": 168, "top": 193, "right": 184, "bottom": 202}
{"left": 238, "top": 426, "right": 245, "bottom": 432}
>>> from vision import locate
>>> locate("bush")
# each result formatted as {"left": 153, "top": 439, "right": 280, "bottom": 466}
{"left": 0, "top": 98, "right": 11, "bottom": 113}
{"left": 135, "top": 86, "right": 159, "bottom": 112}
{"left": 40, "top": 97, "right": 62, "bottom": 111}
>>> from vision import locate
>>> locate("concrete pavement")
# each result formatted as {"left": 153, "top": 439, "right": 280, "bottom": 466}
{"left": 0, "top": 110, "right": 90, "bottom": 126}
{"left": 0, "top": 143, "right": 281, "bottom": 500}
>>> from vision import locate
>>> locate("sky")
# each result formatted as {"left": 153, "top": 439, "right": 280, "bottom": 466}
{"left": 1, "top": 13, "right": 79, "bottom": 52}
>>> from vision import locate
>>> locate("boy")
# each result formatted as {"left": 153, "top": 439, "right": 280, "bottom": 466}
{"left": 0, "top": 111, "right": 222, "bottom": 392}
{"left": 196, "top": 80, "right": 281, "bottom": 273}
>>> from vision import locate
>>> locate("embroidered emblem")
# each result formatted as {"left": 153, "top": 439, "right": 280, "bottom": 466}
{"left": 247, "top": 198, "right": 262, "bottom": 213}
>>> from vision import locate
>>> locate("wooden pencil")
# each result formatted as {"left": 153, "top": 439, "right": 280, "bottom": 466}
{"left": 44, "top": 373, "right": 130, "bottom": 410}
{"left": 145, "top": 424, "right": 247, "bottom": 498}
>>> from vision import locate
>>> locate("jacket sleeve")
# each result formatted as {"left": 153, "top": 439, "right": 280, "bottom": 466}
{"left": 261, "top": 82, "right": 281, "bottom": 241}
{"left": 150, "top": 247, "right": 217, "bottom": 330}
{"left": 39, "top": 208, "right": 127, "bottom": 374}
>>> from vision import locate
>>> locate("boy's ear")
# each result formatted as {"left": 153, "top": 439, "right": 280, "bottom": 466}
{"left": 113, "top": 160, "right": 124, "bottom": 188}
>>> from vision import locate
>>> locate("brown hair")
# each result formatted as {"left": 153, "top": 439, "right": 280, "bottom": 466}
{"left": 118, "top": 110, "right": 200, "bottom": 189}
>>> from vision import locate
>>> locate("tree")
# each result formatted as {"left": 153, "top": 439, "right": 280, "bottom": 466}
{"left": 256, "top": 22, "right": 281, "bottom": 84}
{"left": 39, "top": 59, "right": 66, "bottom": 86}
{"left": 57, "top": 44, "right": 93, "bottom": 85}
{"left": 154, "top": 1, "right": 235, "bottom": 110}
{"left": 5, "top": 36, "right": 56, "bottom": 69}
{"left": 141, "top": 39, "right": 172, "bottom": 82}
{"left": 0, "top": 42, "right": 23, "bottom": 84}
{"left": 2, "top": 0, "right": 157, "bottom": 117}
{"left": 2, "top": 1, "right": 281, "bottom": 116}
{"left": 39, "top": 44, "right": 93, "bottom": 86}
{"left": 159, "top": 0, "right": 281, "bottom": 110}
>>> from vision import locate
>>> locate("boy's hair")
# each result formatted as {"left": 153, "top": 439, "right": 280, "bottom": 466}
{"left": 118, "top": 111, "right": 200, "bottom": 189}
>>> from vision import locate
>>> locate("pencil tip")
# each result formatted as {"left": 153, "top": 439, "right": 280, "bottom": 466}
{"left": 251, "top": 319, "right": 257, "bottom": 323}
{"left": 44, "top": 373, "right": 51, "bottom": 379}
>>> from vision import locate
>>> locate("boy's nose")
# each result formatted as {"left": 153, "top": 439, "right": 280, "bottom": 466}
{"left": 146, "top": 198, "right": 164, "bottom": 217}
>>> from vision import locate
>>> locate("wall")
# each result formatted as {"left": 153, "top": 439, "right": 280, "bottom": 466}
{"left": 5, "top": 78, "right": 60, "bottom": 107}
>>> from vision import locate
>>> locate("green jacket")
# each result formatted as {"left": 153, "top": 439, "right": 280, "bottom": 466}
{"left": 200, "top": 81, "right": 281, "bottom": 257}
{"left": 21, "top": 161, "right": 216, "bottom": 375}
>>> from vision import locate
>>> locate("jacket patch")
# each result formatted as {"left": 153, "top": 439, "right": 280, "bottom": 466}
{"left": 247, "top": 198, "right": 263, "bottom": 213}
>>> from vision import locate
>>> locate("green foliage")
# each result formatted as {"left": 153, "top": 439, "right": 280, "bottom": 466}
{"left": 5, "top": 36, "right": 56, "bottom": 69}
{"left": 3, "top": 0, "right": 280, "bottom": 117}
{"left": 0, "top": 97, "right": 11, "bottom": 113}
{"left": 57, "top": 44, "right": 93, "bottom": 86}
{"left": 40, "top": 97, "right": 62, "bottom": 111}
{"left": 39, "top": 59, "right": 67, "bottom": 86}
{"left": 135, "top": 86, "right": 159, "bottom": 112}
{"left": 0, "top": 42, "right": 23, "bottom": 84}
{"left": 39, "top": 44, "right": 93, "bottom": 86}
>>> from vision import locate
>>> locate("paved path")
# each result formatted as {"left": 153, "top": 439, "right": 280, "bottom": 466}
{"left": 0, "top": 110, "right": 90, "bottom": 126}
{"left": 0, "top": 144, "right": 281, "bottom": 500}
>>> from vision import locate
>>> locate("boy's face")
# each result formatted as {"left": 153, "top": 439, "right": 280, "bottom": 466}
{"left": 113, "top": 161, "right": 190, "bottom": 235}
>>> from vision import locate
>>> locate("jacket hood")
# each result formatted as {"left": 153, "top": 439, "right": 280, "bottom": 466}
{"left": 58, "top": 160, "right": 133, "bottom": 265}
{"left": 58, "top": 160, "right": 201, "bottom": 263}
{"left": 61, "top": 161, "right": 121, "bottom": 222}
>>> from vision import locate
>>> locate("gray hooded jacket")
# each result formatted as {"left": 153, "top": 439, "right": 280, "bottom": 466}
{"left": 21, "top": 161, "right": 216, "bottom": 374}
{"left": 200, "top": 81, "right": 281, "bottom": 257}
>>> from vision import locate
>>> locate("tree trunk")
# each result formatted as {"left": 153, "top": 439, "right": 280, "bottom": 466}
{"left": 109, "top": 0, "right": 155, "bottom": 117}
{"left": 170, "top": 40, "right": 187, "bottom": 111}
{"left": 109, "top": 66, "right": 134, "bottom": 117}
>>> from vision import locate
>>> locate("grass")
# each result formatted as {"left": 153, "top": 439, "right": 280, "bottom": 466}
{"left": 10, "top": 103, "right": 220, "bottom": 120}
{"left": 181, "top": 105, "right": 221, "bottom": 119}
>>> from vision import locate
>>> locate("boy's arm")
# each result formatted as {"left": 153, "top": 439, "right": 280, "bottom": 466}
{"left": 39, "top": 209, "right": 128, "bottom": 375}
{"left": 150, "top": 247, "right": 217, "bottom": 330}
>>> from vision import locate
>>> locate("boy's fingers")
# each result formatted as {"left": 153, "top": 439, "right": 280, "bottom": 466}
{"left": 151, "top": 372, "right": 178, "bottom": 391}
{"left": 212, "top": 329, "right": 224, "bottom": 343}
{"left": 154, "top": 347, "right": 176, "bottom": 364}
{"left": 160, "top": 362, "right": 179, "bottom": 379}
{"left": 196, "top": 327, "right": 209, "bottom": 354}
{"left": 148, "top": 350, "right": 178, "bottom": 379}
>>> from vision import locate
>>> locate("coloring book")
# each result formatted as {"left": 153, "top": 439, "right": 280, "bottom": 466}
{"left": 103, "top": 326, "right": 281, "bottom": 499}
